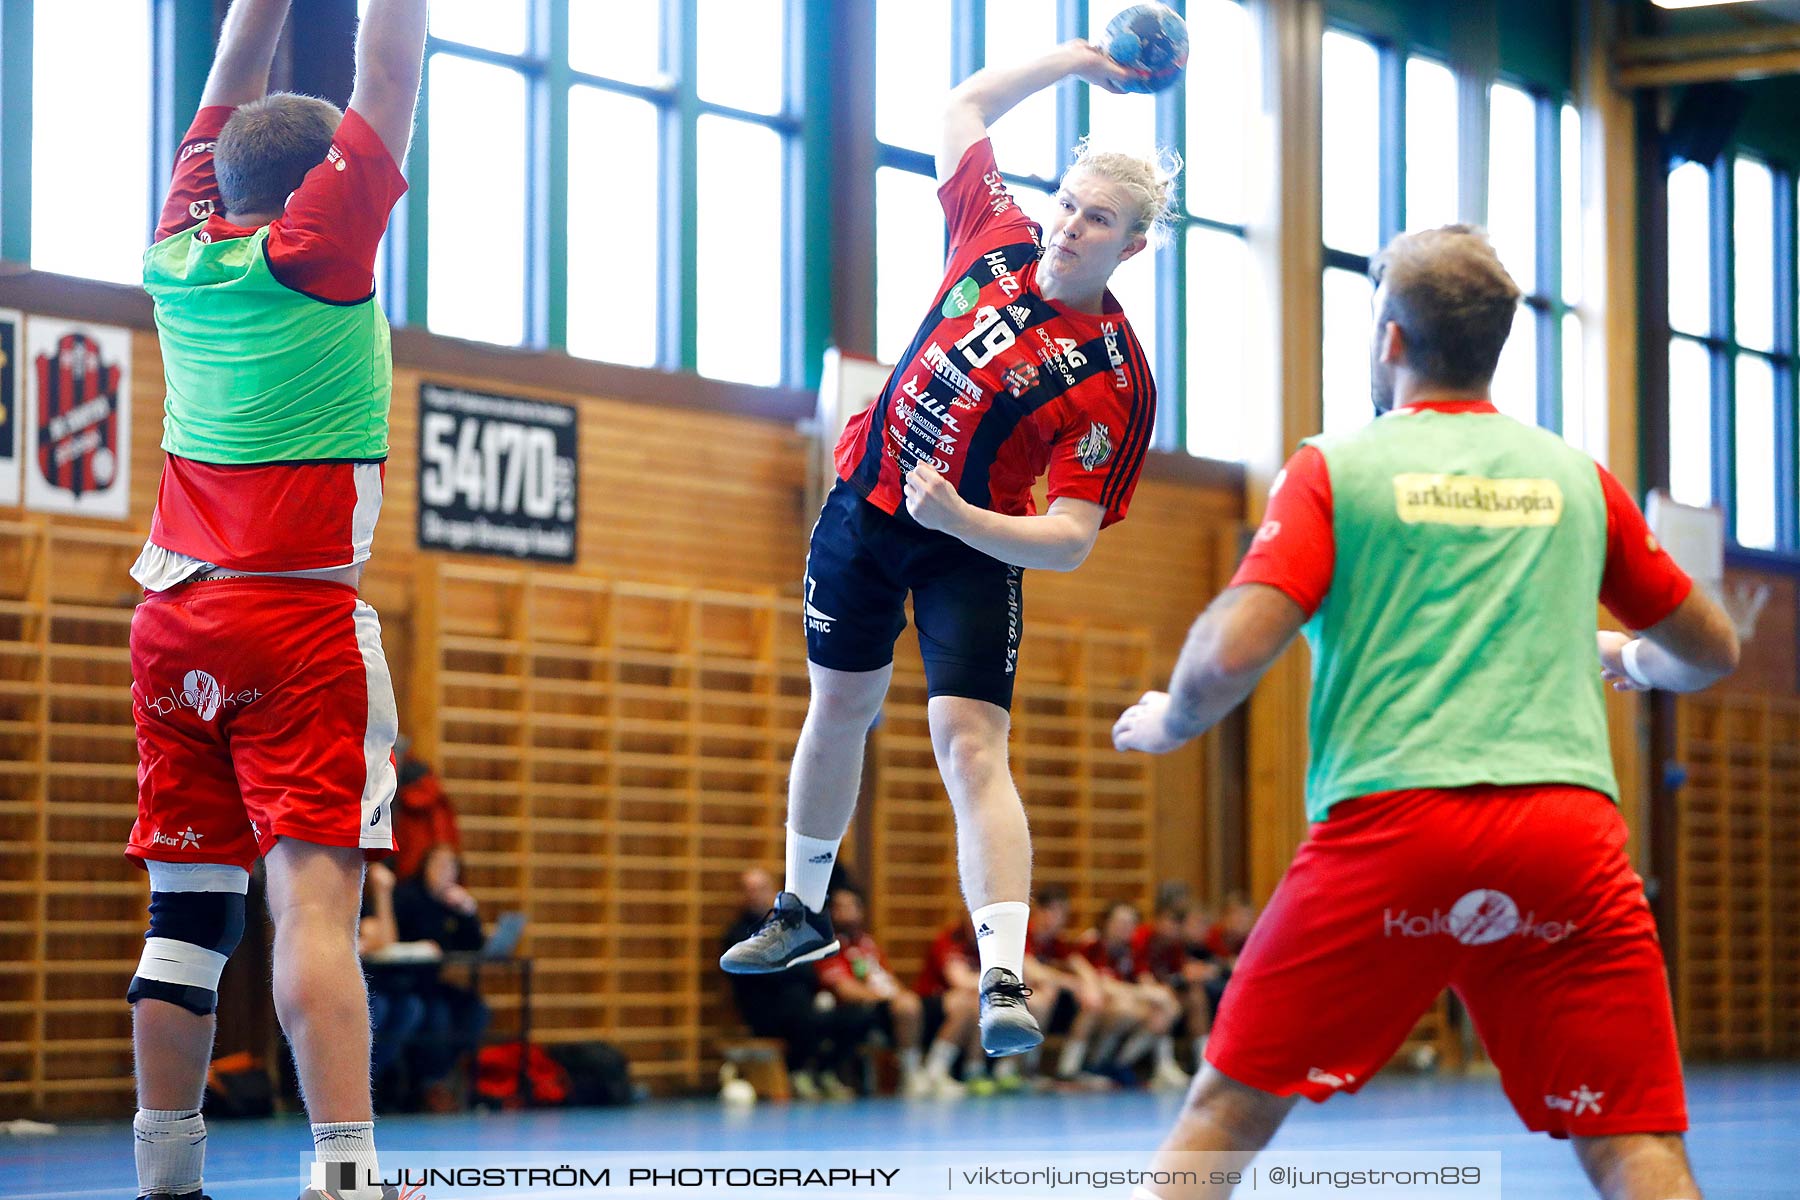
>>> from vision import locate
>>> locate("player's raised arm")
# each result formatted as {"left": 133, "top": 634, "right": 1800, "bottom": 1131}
{"left": 199, "top": 0, "right": 293, "bottom": 109}
{"left": 348, "top": 0, "right": 428, "bottom": 165}
{"left": 939, "top": 40, "right": 1133, "bottom": 183}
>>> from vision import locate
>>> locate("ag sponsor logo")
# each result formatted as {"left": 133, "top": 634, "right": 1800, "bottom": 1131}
{"left": 981, "top": 169, "right": 1014, "bottom": 218}
{"left": 1392, "top": 473, "right": 1564, "bottom": 528}
{"left": 1074, "top": 422, "right": 1114, "bottom": 472}
{"left": 982, "top": 249, "right": 1022, "bottom": 298}
{"left": 942, "top": 278, "right": 981, "bottom": 320}
{"left": 1383, "top": 889, "right": 1578, "bottom": 946}
{"left": 140, "top": 670, "right": 263, "bottom": 722}
{"left": 1306, "top": 1067, "right": 1355, "bottom": 1090}
{"left": 1031, "top": 327, "right": 1087, "bottom": 384}
{"left": 1545, "top": 1085, "right": 1604, "bottom": 1117}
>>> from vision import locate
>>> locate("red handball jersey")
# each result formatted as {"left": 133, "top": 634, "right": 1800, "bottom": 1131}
{"left": 835, "top": 139, "right": 1155, "bottom": 529}
{"left": 914, "top": 926, "right": 976, "bottom": 997}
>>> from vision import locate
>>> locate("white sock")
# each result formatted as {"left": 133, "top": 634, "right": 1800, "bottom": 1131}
{"left": 971, "top": 901, "right": 1029, "bottom": 979}
{"left": 311, "top": 1121, "right": 381, "bottom": 1200}
{"left": 899, "top": 1046, "right": 922, "bottom": 1078}
{"left": 785, "top": 828, "right": 840, "bottom": 912}
{"left": 1057, "top": 1037, "right": 1089, "bottom": 1077}
{"left": 1155, "top": 1036, "right": 1178, "bottom": 1069}
{"left": 1118, "top": 1029, "right": 1156, "bottom": 1066}
{"left": 134, "top": 1108, "right": 205, "bottom": 1197}
{"left": 924, "top": 1038, "right": 960, "bottom": 1080}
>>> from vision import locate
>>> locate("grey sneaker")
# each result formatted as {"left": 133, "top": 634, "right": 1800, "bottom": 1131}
{"left": 719, "top": 892, "right": 839, "bottom": 974}
{"left": 979, "top": 967, "right": 1043, "bottom": 1056}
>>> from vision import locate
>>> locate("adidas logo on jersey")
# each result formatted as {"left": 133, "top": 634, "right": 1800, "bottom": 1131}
{"left": 1006, "top": 304, "right": 1032, "bottom": 329}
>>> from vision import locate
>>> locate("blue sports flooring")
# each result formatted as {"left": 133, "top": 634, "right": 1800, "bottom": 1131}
{"left": 4, "top": 1063, "right": 1795, "bottom": 1199}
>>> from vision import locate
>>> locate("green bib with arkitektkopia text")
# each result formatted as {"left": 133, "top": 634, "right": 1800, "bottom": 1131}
{"left": 143, "top": 222, "right": 390, "bottom": 465}
{"left": 1299, "top": 408, "right": 1616, "bottom": 822}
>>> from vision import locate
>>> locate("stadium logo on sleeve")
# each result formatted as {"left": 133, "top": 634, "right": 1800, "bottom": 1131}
{"left": 1075, "top": 422, "right": 1114, "bottom": 471}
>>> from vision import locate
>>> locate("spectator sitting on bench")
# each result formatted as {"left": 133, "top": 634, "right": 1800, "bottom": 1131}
{"left": 357, "top": 862, "right": 426, "bottom": 1109}
{"left": 817, "top": 888, "right": 971, "bottom": 1100}
{"left": 1133, "top": 885, "right": 1221, "bottom": 1071}
{"left": 392, "top": 843, "right": 492, "bottom": 1112}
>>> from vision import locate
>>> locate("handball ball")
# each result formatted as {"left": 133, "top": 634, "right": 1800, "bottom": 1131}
{"left": 1103, "top": 3, "right": 1190, "bottom": 94}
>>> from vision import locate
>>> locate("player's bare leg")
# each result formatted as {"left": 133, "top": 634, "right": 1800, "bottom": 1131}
{"left": 1573, "top": 1133, "right": 1702, "bottom": 1200}
{"left": 928, "top": 696, "right": 1028, "bottom": 909}
{"left": 720, "top": 663, "right": 891, "bottom": 974}
{"left": 1139, "top": 1064, "right": 1296, "bottom": 1198}
{"left": 134, "top": 1002, "right": 214, "bottom": 1112}
{"left": 928, "top": 695, "right": 1041, "bottom": 1052}
{"left": 789, "top": 663, "right": 892, "bottom": 845}
{"left": 264, "top": 839, "right": 373, "bottom": 1121}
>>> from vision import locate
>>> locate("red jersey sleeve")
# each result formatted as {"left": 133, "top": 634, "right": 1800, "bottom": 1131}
{"left": 939, "top": 138, "right": 1039, "bottom": 262}
{"left": 156, "top": 107, "right": 236, "bottom": 242}
{"left": 264, "top": 108, "right": 408, "bottom": 304}
{"left": 1229, "top": 444, "right": 1336, "bottom": 618}
{"left": 1596, "top": 465, "right": 1694, "bottom": 629}
{"left": 1044, "top": 328, "right": 1156, "bottom": 527}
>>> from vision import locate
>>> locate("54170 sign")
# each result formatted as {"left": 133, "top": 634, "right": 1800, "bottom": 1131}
{"left": 417, "top": 383, "right": 577, "bottom": 563}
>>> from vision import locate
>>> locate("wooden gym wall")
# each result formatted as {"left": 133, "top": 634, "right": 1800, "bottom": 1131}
{"left": 0, "top": 272, "right": 1243, "bottom": 1116}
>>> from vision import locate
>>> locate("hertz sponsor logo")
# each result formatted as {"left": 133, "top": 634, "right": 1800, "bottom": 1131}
{"left": 1392, "top": 474, "right": 1564, "bottom": 528}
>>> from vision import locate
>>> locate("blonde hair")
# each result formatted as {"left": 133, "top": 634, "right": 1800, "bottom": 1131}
{"left": 1066, "top": 138, "right": 1184, "bottom": 246}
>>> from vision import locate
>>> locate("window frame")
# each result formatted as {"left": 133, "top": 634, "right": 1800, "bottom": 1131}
{"left": 384, "top": 0, "right": 808, "bottom": 381}
{"left": 1666, "top": 150, "right": 1800, "bottom": 555}
{"left": 1320, "top": 26, "right": 1579, "bottom": 440}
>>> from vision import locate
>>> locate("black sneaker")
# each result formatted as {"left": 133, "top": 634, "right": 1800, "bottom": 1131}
{"left": 978, "top": 967, "right": 1043, "bottom": 1056}
{"left": 719, "top": 892, "right": 839, "bottom": 974}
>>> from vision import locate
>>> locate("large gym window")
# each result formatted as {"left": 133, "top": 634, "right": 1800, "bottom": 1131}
{"left": 1666, "top": 153, "right": 1799, "bottom": 553}
{"left": 26, "top": 0, "right": 153, "bottom": 285}
{"left": 386, "top": 0, "right": 801, "bottom": 383}
{"left": 871, "top": 0, "right": 1256, "bottom": 461}
{"left": 1320, "top": 29, "right": 1581, "bottom": 443}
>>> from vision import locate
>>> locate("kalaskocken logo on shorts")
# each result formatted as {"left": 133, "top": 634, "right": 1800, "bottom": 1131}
{"left": 139, "top": 669, "right": 264, "bottom": 722}
{"left": 1382, "top": 888, "right": 1579, "bottom": 945}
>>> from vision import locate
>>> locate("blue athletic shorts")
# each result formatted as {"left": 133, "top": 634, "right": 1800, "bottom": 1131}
{"left": 803, "top": 480, "right": 1022, "bottom": 710}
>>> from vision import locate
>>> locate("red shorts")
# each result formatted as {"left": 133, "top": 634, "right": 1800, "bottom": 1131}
{"left": 127, "top": 578, "right": 398, "bottom": 869}
{"left": 1206, "top": 785, "right": 1687, "bottom": 1138}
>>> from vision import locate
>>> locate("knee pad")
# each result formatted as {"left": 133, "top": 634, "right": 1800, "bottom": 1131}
{"left": 127, "top": 862, "right": 249, "bottom": 1016}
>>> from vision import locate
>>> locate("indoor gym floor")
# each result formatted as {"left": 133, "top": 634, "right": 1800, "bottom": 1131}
{"left": 5, "top": 1063, "right": 1795, "bottom": 1199}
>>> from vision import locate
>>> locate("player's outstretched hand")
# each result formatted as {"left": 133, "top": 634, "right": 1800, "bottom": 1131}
{"left": 1596, "top": 630, "right": 1649, "bottom": 692}
{"left": 904, "top": 463, "right": 967, "bottom": 533}
{"left": 1112, "top": 689, "right": 1187, "bottom": 754}
{"left": 1064, "top": 39, "right": 1135, "bottom": 94}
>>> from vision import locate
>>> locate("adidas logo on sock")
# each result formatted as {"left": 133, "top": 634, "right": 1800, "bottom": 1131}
{"left": 807, "top": 852, "right": 834, "bottom": 864}
{"left": 976, "top": 923, "right": 994, "bottom": 937}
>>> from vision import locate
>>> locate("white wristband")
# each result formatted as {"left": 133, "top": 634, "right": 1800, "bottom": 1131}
{"left": 1620, "top": 638, "right": 1653, "bottom": 689}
